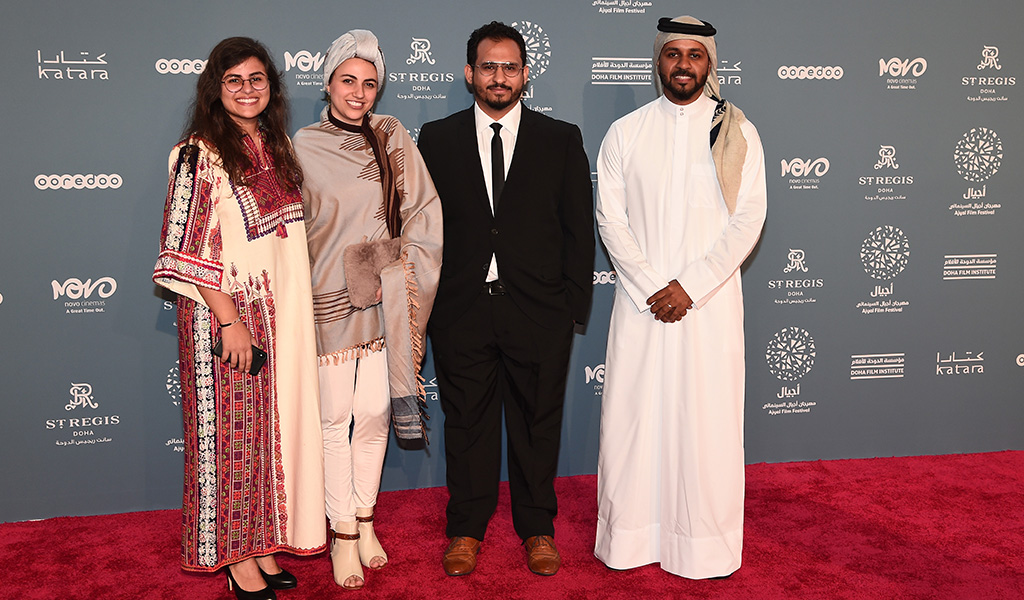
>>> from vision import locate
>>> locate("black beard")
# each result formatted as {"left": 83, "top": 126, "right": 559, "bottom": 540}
{"left": 477, "top": 83, "right": 523, "bottom": 111}
{"left": 660, "top": 68, "right": 706, "bottom": 103}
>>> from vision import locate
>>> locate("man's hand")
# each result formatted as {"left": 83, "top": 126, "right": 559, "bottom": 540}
{"left": 646, "top": 279, "right": 693, "bottom": 323}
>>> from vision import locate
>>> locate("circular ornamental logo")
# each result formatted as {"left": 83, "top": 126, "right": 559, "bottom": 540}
{"left": 511, "top": 21, "right": 551, "bottom": 79}
{"left": 765, "top": 326, "right": 816, "bottom": 382}
{"left": 860, "top": 225, "right": 910, "bottom": 280}
{"left": 954, "top": 127, "right": 1002, "bottom": 182}
{"left": 166, "top": 362, "right": 181, "bottom": 406}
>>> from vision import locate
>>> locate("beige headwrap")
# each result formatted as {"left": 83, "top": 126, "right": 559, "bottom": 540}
{"left": 323, "top": 29, "right": 386, "bottom": 90}
{"left": 653, "top": 15, "right": 719, "bottom": 100}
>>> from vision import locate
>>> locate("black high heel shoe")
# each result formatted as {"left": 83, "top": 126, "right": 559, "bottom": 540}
{"left": 226, "top": 567, "right": 276, "bottom": 600}
{"left": 258, "top": 566, "right": 298, "bottom": 590}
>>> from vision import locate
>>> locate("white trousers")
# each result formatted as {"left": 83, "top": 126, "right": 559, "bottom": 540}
{"left": 319, "top": 349, "right": 390, "bottom": 529}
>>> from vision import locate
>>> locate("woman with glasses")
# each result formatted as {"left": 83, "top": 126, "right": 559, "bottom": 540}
{"left": 292, "top": 29, "right": 441, "bottom": 591}
{"left": 154, "top": 37, "right": 325, "bottom": 600}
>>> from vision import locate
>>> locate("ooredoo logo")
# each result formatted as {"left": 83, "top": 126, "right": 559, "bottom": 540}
{"left": 777, "top": 65, "right": 844, "bottom": 80}
{"left": 593, "top": 270, "right": 617, "bottom": 285}
{"left": 35, "top": 173, "right": 122, "bottom": 190}
{"left": 155, "top": 58, "right": 206, "bottom": 74}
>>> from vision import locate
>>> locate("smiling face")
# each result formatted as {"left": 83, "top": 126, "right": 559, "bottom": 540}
{"left": 465, "top": 37, "right": 528, "bottom": 120}
{"left": 218, "top": 56, "right": 270, "bottom": 136}
{"left": 657, "top": 39, "right": 710, "bottom": 105}
{"left": 327, "top": 57, "right": 378, "bottom": 126}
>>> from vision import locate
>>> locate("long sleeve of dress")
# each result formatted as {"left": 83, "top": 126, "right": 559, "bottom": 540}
{"left": 153, "top": 142, "right": 224, "bottom": 305}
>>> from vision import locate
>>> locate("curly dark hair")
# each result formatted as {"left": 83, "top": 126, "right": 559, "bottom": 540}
{"left": 182, "top": 37, "right": 302, "bottom": 190}
{"left": 466, "top": 21, "right": 527, "bottom": 68}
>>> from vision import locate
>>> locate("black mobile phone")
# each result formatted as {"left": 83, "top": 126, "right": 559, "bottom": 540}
{"left": 212, "top": 340, "right": 268, "bottom": 376}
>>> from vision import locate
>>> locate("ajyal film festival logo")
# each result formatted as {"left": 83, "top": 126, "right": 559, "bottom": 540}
{"left": 391, "top": 36, "right": 454, "bottom": 101}
{"left": 950, "top": 127, "right": 1003, "bottom": 217}
{"left": 963, "top": 45, "right": 1015, "bottom": 102}
{"left": 512, "top": 20, "right": 553, "bottom": 111}
{"left": 857, "top": 225, "right": 910, "bottom": 315}
{"left": 46, "top": 382, "right": 121, "bottom": 447}
{"left": 763, "top": 326, "right": 816, "bottom": 415}
{"left": 165, "top": 362, "right": 184, "bottom": 453}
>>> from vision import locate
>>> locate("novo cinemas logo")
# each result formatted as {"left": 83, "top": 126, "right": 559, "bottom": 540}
{"left": 284, "top": 50, "right": 325, "bottom": 73}
{"left": 52, "top": 277, "right": 117, "bottom": 300}
{"left": 584, "top": 363, "right": 605, "bottom": 384}
{"left": 781, "top": 157, "right": 830, "bottom": 177}
{"left": 879, "top": 57, "right": 927, "bottom": 77}
{"left": 35, "top": 173, "right": 122, "bottom": 190}
{"left": 777, "top": 65, "right": 844, "bottom": 80}
{"left": 155, "top": 58, "right": 206, "bottom": 74}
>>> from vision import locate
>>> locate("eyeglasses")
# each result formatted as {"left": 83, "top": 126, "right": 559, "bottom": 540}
{"left": 473, "top": 62, "right": 523, "bottom": 77}
{"left": 221, "top": 75, "right": 268, "bottom": 93}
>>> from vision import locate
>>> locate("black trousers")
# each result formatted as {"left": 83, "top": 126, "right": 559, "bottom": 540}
{"left": 429, "top": 288, "right": 574, "bottom": 541}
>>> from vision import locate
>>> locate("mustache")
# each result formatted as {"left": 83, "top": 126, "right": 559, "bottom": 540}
{"left": 487, "top": 84, "right": 513, "bottom": 91}
{"left": 671, "top": 68, "right": 697, "bottom": 80}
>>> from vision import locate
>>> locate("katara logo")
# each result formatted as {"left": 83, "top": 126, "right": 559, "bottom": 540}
{"left": 765, "top": 327, "right": 816, "bottom": 382}
{"left": 860, "top": 225, "right": 910, "bottom": 281}
{"left": 783, "top": 249, "right": 808, "bottom": 273}
{"left": 878, "top": 57, "right": 927, "bottom": 77}
{"left": 978, "top": 46, "right": 1001, "bottom": 70}
{"left": 954, "top": 127, "right": 1002, "bottom": 183}
{"left": 67, "top": 383, "right": 98, "bottom": 411}
{"left": 585, "top": 364, "right": 605, "bottom": 384}
{"left": 406, "top": 38, "right": 435, "bottom": 65}
{"left": 874, "top": 146, "right": 899, "bottom": 170}
{"left": 512, "top": 21, "right": 551, "bottom": 79}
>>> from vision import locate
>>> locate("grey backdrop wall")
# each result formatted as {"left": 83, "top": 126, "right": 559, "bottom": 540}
{"left": 1, "top": 0, "right": 1021, "bottom": 522}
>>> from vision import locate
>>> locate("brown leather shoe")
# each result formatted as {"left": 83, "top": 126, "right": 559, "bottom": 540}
{"left": 442, "top": 536, "right": 480, "bottom": 576}
{"left": 524, "top": 535, "right": 561, "bottom": 576}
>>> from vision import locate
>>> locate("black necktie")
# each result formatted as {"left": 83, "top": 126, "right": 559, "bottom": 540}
{"left": 490, "top": 122, "right": 504, "bottom": 211}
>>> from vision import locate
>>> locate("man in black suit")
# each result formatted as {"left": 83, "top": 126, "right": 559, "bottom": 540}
{"left": 417, "top": 21, "right": 594, "bottom": 578}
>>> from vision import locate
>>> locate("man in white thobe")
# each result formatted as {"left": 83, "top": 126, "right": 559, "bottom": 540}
{"left": 593, "top": 15, "right": 767, "bottom": 579}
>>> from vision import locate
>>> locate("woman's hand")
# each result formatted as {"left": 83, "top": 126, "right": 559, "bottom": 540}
{"left": 220, "top": 323, "right": 255, "bottom": 374}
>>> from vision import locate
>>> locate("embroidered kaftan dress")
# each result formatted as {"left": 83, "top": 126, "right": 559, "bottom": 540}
{"left": 594, "top": 94, "right": 766, "bottom": 578}
{"left": 154, "top": 136, "right": 325, "bottom": 570}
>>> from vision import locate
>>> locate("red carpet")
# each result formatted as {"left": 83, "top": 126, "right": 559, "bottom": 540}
{"left": 5, "top": 452, "right": 1023, "bottom": 599}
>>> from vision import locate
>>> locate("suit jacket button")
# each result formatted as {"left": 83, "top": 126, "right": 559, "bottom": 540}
{"left": 491, "top": 228, "right": 498, "bottom": 235}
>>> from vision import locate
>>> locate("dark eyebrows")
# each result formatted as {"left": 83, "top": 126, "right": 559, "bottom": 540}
{"left": 335, "top": 72, "right": 377, "bottom": 84}
{"left": 223, "top": 69, "right": 267, "bottom": 78}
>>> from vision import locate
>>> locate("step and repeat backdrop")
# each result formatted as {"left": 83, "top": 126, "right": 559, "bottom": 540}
{"left": 1, "top": 0, "right": 1021, "bottom": 521}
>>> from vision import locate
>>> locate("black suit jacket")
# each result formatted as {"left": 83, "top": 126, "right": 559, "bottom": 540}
{"left": 418, "top": 105, "right": 595, "bottom": 330}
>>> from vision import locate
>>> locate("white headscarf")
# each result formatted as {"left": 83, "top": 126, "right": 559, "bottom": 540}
{"left": 323, "top": 29, "right": 385, "bottom": 91}
{"left": 653, "top": 15, "right": 719, "bottom": 100}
